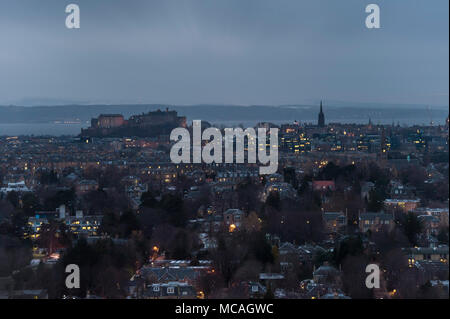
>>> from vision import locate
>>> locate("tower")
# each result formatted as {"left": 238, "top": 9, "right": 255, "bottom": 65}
{"left": 367, "top": 117, "right": 373, "bottom": 130}
{"left": 318, "top": 101, "right": 325, "bottom": 127}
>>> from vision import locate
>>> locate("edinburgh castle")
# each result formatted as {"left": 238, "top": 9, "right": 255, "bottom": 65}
{"left": 81, "top": 108, "right": 186, "bottom": 138}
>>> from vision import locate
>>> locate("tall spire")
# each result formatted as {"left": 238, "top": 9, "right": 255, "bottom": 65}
{"left": 318, "top": 100, "right": 325, "bottom": 127}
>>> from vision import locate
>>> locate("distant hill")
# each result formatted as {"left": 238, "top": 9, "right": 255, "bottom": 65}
{"left": 0, "top": 103, "right": 448, "bottom": 125}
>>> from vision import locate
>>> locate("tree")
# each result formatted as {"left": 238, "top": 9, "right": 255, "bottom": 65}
{"left": 248, "top": 232, "right": 274, "bottom": 265}
{"left": 159, "top": 194, "right": 187, "bottom": 227}
{"left": 371, "top": 227, "right": 409, "bottom": 257}
{"left": 137, "top": 207, "right": 164, "bottom": 238}
{"left": 198, "top": 271, "right": 225, "bottom": 299}
{"left": 334, "top": 235, "right": 364, "bottom": 266}
{"left": 43, "top": 188, "right": 76, "bottom": 211}
{"left": 140, "top": 191, "right": 157, "bottom": 208}
{"left": 266, "top": 192, "right": 281, "bottom": 210}
{"left": 40, "top": 170, "right": 58, "bottom": 185}
{"left": 283, "top": 167, "right": 298, "bottom": 189}
{"left": 233, "top": 260, "right": 262, "bottom": 283}
{"left": 211, "top": 235, "right": 243, "bottom": 287}
{"left": 319, "top": 162, "right": 340, "bottom": 180}
{"left": 167, "top": 229, "right": 198, "bottom": 260}
{"left": 6, "top": 191, "right": 19, "bottom": 208}
{"left": 236, "top": 179, "right": 261, "bottom": 213}
{"left": 243, "top": 211, "right": 262, "bottom": 232}
{"left": 382, "top": 248, "right": 410, "bottom": 295}
{"left": 0, "top": 200, "right": 14, "bottom": 222}
{"left": 437, "top": 227, "right": 449, "bottom": 245}
{"left": 150, "top": 224, "right": 177, "bottom": 253}
{"left": 0, "top": 235, "right": 32, "bottom": 277}
{"left": 118, "top": 210, "right": 141, "bottom": 238}
{"left": 402, "top": 212, "right": 423, "bottom": 246}
{"left": 367, "top": 187, "right": 385, "bottom": 212}
{"left": 21, "top": 193, "right": 41, "bottom": 216}
{"left": 264, "top": 286, "right": 275, "bottom": 299}
{"left": 99, "top": 211, "right": 121, "bottom": 236}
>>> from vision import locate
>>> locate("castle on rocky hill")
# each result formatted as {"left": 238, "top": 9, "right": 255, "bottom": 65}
{"left": 80, "top": 108, "right": 186, "bottom": 138}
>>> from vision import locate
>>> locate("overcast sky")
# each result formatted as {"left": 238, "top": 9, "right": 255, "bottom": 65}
{"left": 0, "top": 0, "right": 448, "bottom": 106}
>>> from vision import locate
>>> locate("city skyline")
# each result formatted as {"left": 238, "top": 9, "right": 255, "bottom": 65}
{"left": 0, "top": 0, "right": 448, "bottom": 305}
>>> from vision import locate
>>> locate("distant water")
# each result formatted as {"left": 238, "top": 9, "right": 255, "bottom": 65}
{"left": 0, "top": 123, "right": 88, "bottom": 136}
{"left": 210, "top": 118, "right": 446, "bottom": 128}
{"left": 0, "top": 118, "right": 446, "bottom": 137}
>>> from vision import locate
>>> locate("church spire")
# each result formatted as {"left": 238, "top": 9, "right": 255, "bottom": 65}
{"left": 318, "top": 100, "right": 325, "bottom": 127}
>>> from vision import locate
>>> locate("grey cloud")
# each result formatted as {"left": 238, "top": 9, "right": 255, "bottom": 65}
{"left": 0, "top": 0, "right": 448, "bottom": 106}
